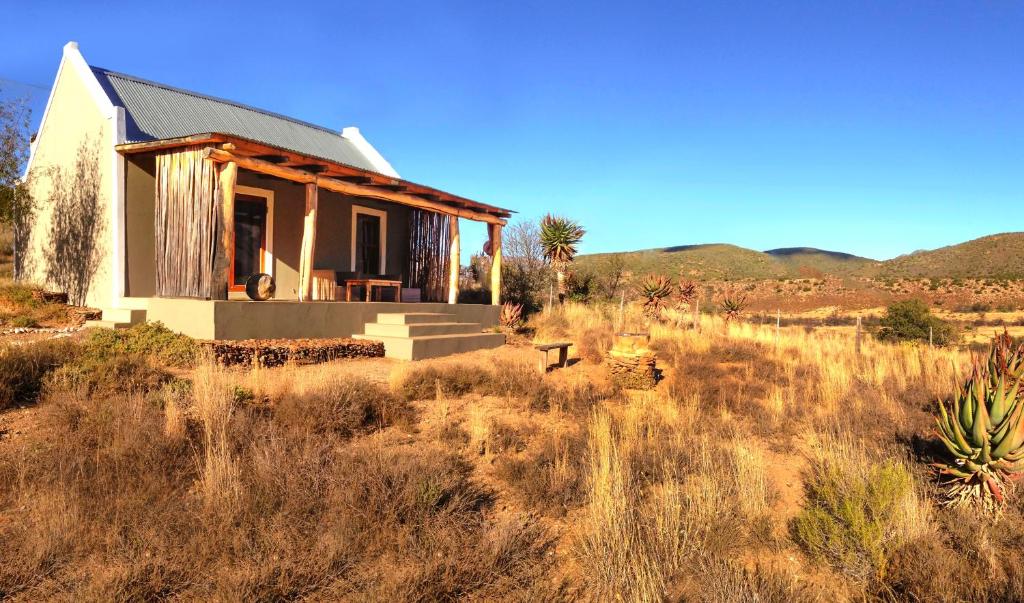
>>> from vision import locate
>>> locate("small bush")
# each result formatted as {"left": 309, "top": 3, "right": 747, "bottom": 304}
{"left": 394, "top": 364, "right": 492, "bottom": 401}
{"left": 793, "top": 437, "right": 929, "bottom": 585}
{"left": 876, "top": 299, "right": 957, "bottom": 345}
{"left": 577, "top": 325, "right": 613, "bottom": 364}
{"left": 495, "top": 430, "right": 587, "bottom": 516}
{"left": 46, "top": 353, "right": 172, "bottom": 398}
{"left": 0, "top": 339, "right": 79, "bottom": 410}
{"left": 275, "top": 375, "right": 414, "bottom": 437}
{"left": 486, "top": 419, "right": 530, "bottom": 454}
{"left": 83, "top": 322, "right": 198, "bottom": 367}
{"left": 8, "top": 315, "right": 38, "bottom": 328}
{"left": 0, "top": 284, "right": 73, "bottom": 327}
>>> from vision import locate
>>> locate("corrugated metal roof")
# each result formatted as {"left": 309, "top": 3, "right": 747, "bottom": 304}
{"left": 91, "top": 67, "right": 380, "bottom": 173}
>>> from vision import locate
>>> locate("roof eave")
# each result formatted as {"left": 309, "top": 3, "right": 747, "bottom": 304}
{"left": 116, "top": 132, "right": 513, "bottom": 220}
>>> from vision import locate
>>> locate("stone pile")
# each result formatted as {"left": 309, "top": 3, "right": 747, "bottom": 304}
{"left": 605, "top": 332, "right": 658, "bottom": 390}
{"left": 31, "top": 290, "right": 69, "bottom": 304}
{"left": 202, "top": 338, "right": 384, "bottom": 368}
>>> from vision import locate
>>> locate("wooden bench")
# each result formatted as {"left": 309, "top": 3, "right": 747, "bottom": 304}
{"left": 535, "top": 342, "right": 572, "bottom": 373}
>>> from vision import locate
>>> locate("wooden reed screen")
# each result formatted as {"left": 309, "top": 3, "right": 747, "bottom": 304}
{"left": 407, "top": 209, "right": 451, "bottom": 303}
{"left": 154, "top": 148, "right": 220, "bottom": 298}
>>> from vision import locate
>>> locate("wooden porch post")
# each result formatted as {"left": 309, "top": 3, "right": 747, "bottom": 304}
{"left": 447, "top": 217, "right": 460, "bottom": 304}
{"left": 212, "top": 160, "right": 238, "bottom": 300}
{"left": 489, "top": 223, "right": 502, "bottom": 305}
{"left": 298, "top": 183, "right": 319, "bottom": 301}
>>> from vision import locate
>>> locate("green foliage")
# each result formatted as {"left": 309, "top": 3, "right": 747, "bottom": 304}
{"left": 0, "top": 96, "right": 32, "bottom": 225}
{"left": 793, "top": 456, "right": 917, "bottom": 583}
{"left": 83, "top": 321, "right": 198, "bottom": 367}
{"left": 563, "top": 268, "right": 596, "bottom": 303}
{"left": 877, "top": 299, "right": 957, "bottom": 345}
{"left": 46, "top": 352, "right": 172, "bottom": 398}
{"left": 0, "top": 284, "right": 69, "bottom": 328}
{"left": 0, "top": 96, "right": 35, "bottom": 278}
{"left": 9, "top": 315, "right": 38, "bottom": 328}
{"left": 539, "top": 214, "right": 585, "bottom": 267}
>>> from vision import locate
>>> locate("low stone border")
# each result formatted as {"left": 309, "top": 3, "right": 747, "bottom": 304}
{"left": 1, "top": 326, "right": 82, "bottom": 336}
{"left": 201, "top": 338, "right": 385, "bottom": 367}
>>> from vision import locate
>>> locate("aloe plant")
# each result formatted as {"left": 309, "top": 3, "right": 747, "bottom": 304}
{"left": 677, "top": 278, "right": 698, "bottom": 306}
{"left": 638, "top": 275, "right": 672, "bottom": 320}
{"left": 500, "top": 302, "right": 523, "bottom": 333}
{"left": 935, "top": 332, "right": 1024, "bottom": 508}
{"left": 719, "top": 292, "right": 747, "bottom": 323}
{"left": 539, "top": 215, "right": 585, "bottom": 304}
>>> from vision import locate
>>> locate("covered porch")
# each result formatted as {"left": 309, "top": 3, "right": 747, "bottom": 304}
{"left": 117, "top": 132, "right": 511, "bottom": 307}
{"left": 112, "top": 133, "right": 510, "bottom": 356}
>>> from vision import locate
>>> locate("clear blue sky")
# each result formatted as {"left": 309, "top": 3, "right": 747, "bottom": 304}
{"left": 2, "top": 1, "right": 1021, "bottom": 261}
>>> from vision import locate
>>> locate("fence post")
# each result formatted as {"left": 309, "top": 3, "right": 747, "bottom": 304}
{"left": 618, "top": 291, "right": 625, "bottom": 333}
{"left": 856, "top": 315, "right": 862, "bottom": 355}
{"left": 694, "top": 299, "right": 700, "bottom": 332}
{"left": 775, "top": 309, "right": 780, "bottom": 349}
{"left": 929, "top": 326, "right": 933, "bottom": 348}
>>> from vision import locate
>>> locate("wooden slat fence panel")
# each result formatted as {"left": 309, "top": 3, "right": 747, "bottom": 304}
{"left": 154, "top": 148, "right": 219, "bottom": 298}
{"left": 407, "top": 209, "right": 450, "bottom": 303}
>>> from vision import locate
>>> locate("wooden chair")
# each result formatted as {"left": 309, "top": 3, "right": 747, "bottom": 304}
{"left": 311, "top": 270, "right": 338, "bottom": 300}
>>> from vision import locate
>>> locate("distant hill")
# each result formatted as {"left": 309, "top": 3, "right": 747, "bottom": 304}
{"left": 876, "top": 232, "right": 1024, "bottom": 280}
{"left": 576, "top": 233, "right": 1024, "bottom": 281}
{"left": 578, "top": 244, "right": 873, "bottom": 280}
{"left": 765, "top": 247, "right": 877, "bottom": 277}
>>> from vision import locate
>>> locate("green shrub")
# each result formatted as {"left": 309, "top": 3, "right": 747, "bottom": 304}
{"left": 876, "top": 299, "right": 957, "bottom": 345}
{"left": 83, "top": 322, "right": 198, "bottom": 367}
{"left": 0, "top": 339, "right": 80, "bottom": 409}
{"left": 0, "top": 284, "right": 71, "bottom": 327}
{"left": 793, "top": 445, "right": 924, "bottom": 584}
{"left": 9, "top": 315, "right": 38, "bottom": 328}
{"left": 46, "top": 353, "right": 172, "bottom": 398}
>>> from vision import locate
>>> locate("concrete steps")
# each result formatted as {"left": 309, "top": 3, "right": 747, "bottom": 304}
{"left": 364, "top": 321, "right": 482, "bottom": 338}
{"left": 353, "top": 312, "right": 505, "bottom": 360}
{"left": 83, "top": 319, "right": 133, "bottom": 330}
{"left": 83, "top": 308, "right": 147, "bottom": 330}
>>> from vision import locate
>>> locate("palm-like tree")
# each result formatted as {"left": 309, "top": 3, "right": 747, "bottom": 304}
{"left": 539, "top": 214, "right": 585, "bottom": 304}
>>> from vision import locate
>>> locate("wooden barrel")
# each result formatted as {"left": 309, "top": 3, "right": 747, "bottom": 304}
{"left": 245, "top": 273, "right": 276, "bottom": 301}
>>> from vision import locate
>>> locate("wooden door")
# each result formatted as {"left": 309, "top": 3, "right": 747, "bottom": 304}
{"left": 355, "top": 213, "right": 381, "bottom": 275}
{"left": 230, "top": 194, "right": 268, "bottom": 291}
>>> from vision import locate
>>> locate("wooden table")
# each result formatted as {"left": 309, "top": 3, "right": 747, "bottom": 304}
{"left": 344, "top": 278, "right": 402, "bottom": 302}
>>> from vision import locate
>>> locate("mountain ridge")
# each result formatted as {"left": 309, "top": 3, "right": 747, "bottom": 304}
{"left": 576, "top": 232, "right": 1024, "bottom": 280}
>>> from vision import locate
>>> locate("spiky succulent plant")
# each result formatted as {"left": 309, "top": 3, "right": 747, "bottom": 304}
{"left": 500, "top": 302, "right": 524, "bottom": 332}
{"left": 935, "top": 332, "right": 1024, "bottom": 508}
{"left": 677, "top": 278, "right": 698, "bottom": 306}
{"left": 638, "top": 275, "right": 673, "bottom": 319}
{"left": 719, "top": 292, "right": 747, "bottom": 322}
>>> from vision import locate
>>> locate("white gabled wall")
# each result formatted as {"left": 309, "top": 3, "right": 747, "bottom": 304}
{"left": 22, "top": 41, "right": 126, "bottom": 309}
{"left": 341, "top": 126, "right": 400, "bottom": 178}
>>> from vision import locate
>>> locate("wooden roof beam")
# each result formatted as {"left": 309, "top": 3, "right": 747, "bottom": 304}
{"left": 254, "top": 154, "right": 288, "bottom": 164}
{"left": 203, "top": 148, "right": 506, "bottom": 225}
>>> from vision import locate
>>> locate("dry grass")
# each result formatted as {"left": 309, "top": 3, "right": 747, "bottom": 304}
{"left": 7, "top": 300, "right": 1024, "bottom": 600}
